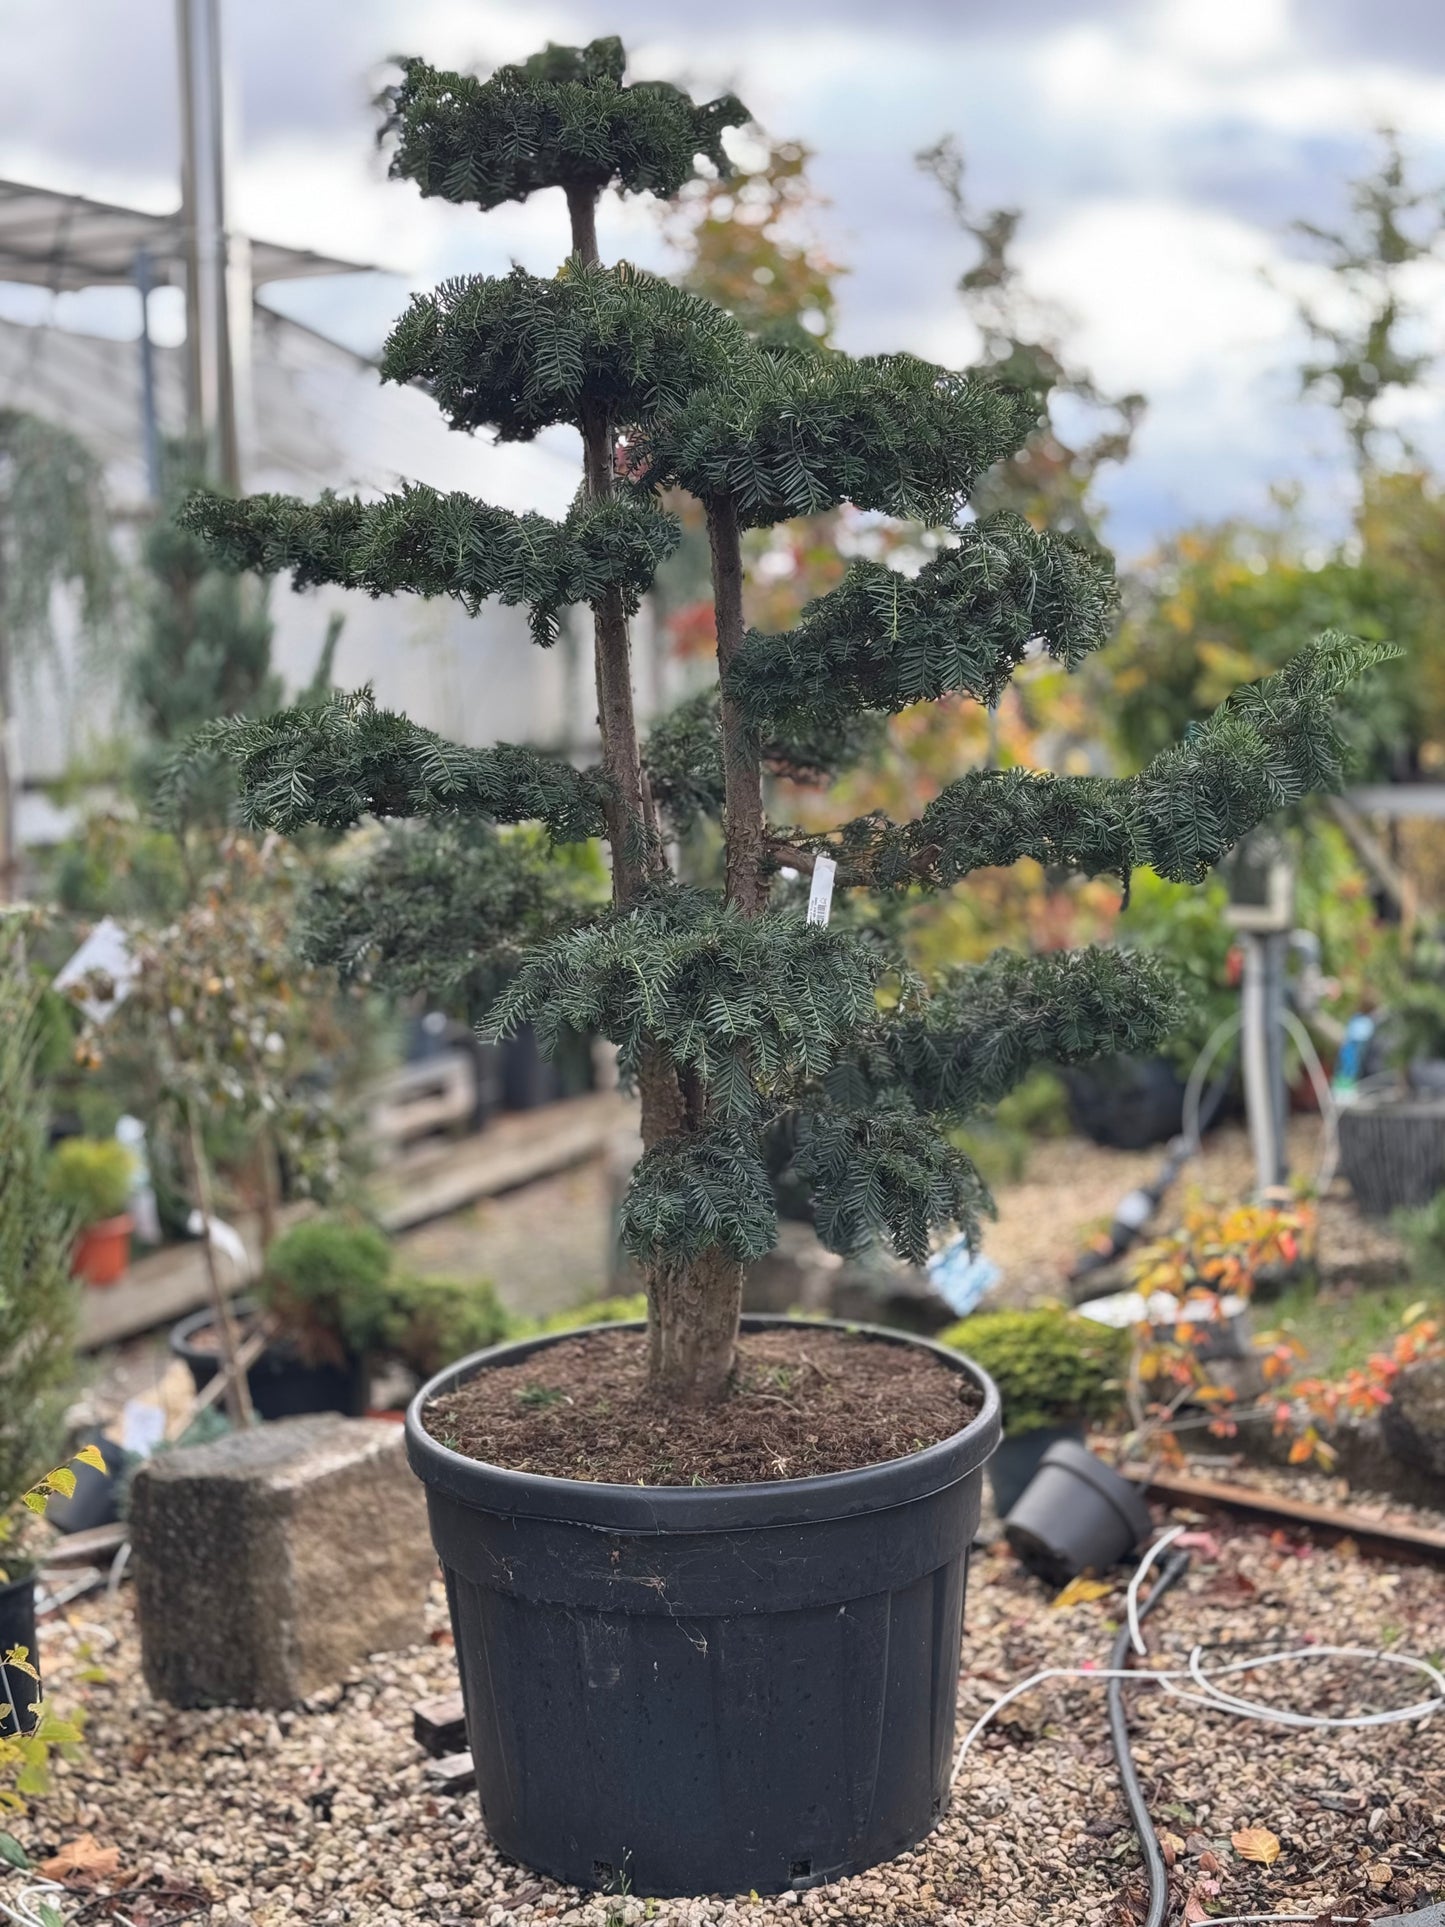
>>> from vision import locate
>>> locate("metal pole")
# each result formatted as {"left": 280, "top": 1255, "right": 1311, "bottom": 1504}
{"left": 1263, "top": 930, "right": 1291, "bottom": 1190}
{"left": 134, "top": 248, "right": 163, "bottom": 502}
{"left": 175, "top": 0, "right": 239, "bottom": 487}
{"left": 1240, "top": 935, "right": 1275, "bottom": 1196}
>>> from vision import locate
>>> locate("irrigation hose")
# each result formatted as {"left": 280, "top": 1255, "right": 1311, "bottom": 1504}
{"left": 1107, "top": 1546, "right": 1193, "bottom": 1927}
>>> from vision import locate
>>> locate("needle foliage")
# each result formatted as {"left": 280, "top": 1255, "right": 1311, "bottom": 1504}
{"left": 180, "top": 35, "right": 1387, "bottom": 1401}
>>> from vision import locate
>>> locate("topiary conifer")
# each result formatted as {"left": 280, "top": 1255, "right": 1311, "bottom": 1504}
{"left": 178, "top": 36, "right": 1387, "bottom": 1403}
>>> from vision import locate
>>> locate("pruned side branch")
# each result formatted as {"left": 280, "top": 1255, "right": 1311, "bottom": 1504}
{"left": 163, "top": 689, "right": 608, "bottom": 841}
{"left": 773, "top": 633, "right": 1396, "bottom": 893}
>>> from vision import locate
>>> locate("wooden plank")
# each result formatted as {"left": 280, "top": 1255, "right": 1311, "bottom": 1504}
{"left": 413, "top": 1690, "right": 468, "bottom": 1757}
{"left": 423, "top": 1749, "right": 475, "bottom": 1792}
{"left": 374, "top": 1090, "right": 630, "bottom": 1234}
{"left": 1122, "top": 1464, "right": 1445, "bottom": 1565}
{"left": 79, "top": 1214, "right": 267, "bottom": 1351}
{"left": 40, "top": 1522, "right": 127, "bottom": 1570}
{"left": 79, "top": 1091, "right": 632, "bottom": 1351}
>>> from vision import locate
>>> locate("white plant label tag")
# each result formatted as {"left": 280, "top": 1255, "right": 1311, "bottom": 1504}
{"left": 807, "top": 855, "right": 837, "bottom": 926}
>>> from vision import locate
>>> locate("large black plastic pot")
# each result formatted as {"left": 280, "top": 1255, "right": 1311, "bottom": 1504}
{"left": 987, "top": 1423, "right": 1084, "bottom": 1518}
{"left": 406, "top": 1316, "right": 1000, "bottom": 1898}
{"left": 171, "top": 1302, "right": 366, "bottom": 1421}
{"left": 1003, "top": 1438, "right": 1152, "bottom": 1588}
{"left": 0, "top": 1571, "right": 38, "bottom": 1739}
{"left": 1064, "top": 1054, "right": 1188, "bottom": 1151}
{"left": 1338, "top": 1093, "right": 1445, "bottom": 1216}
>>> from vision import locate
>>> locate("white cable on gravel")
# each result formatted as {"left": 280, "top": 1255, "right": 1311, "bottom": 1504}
{"left": 952, "top": 1531, "right": 1445, "bottom": 1783}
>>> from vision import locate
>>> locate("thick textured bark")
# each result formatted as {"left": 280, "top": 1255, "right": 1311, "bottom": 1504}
{"left": 647, "top": 1247, "right": 744, "bottom": 1405}
{"left": 707, "top": 493, "right": 768, "bottom": 918}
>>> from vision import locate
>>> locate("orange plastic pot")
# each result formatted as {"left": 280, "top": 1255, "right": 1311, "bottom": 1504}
{"left": 74, "top": 1213, "right": 133, "bottom": 1286}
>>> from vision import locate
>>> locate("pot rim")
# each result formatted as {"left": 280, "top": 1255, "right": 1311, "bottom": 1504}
{"left": 169, "top": 1297, "right": 259, "bottom": 1363}
{"left": 76, "top": 1212, "right": 134, "bottom": 1237}
{"left": 405, "top": 1313, "right": 1000, "bottom": 1532}
{"left": 1034, "top": 1436, "right": 1153, "bottom": 1539}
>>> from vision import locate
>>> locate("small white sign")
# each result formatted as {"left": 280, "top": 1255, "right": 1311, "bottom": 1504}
{"left": 120, "top": 1400, "right": 167, "bottom": 1458}
{"left": 54, "top": 916, "right": 138, "bottom": 1025}
{"left": 806, "top": 855, "right": 837, "bottom": 926}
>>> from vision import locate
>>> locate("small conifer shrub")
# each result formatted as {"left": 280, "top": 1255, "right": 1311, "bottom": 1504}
{"left": 181, "top": 37, "right": 1386, "bottom": 1404}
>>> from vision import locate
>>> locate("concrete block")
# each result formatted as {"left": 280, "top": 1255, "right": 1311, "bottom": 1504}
{"left": 130, "top": 1415, "right": 436, "bottom": 1708}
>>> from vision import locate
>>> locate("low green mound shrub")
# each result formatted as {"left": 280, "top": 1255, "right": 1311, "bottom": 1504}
{"left": 47, "top": 1136, "right": 134, "bottom": 1225}
{"left": 383, "top": 1272, "right": 510, "bottom": 1379}
{"left": 259, "top": 1217, "right": 394, "bottom": 1360}
{"left": 941, "top": 1304, "right": 1128, "bottom": 1435}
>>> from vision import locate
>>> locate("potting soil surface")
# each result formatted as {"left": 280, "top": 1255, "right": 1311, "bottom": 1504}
{"left": 422, "top": 1326, "right": 981, "bottom": 1484}
{"left": 16, "top": 1488, "right": 1444, "bottom": 1927}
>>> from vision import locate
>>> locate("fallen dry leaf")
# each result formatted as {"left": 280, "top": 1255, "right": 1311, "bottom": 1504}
{"left": 1231, "top": 1825, "right": 1282, "bottom": 1865}
{"left": 40, "top": 1832, "right": 122, "bottom": 1883}
{"left": 1050, "top": 1575, "right": 1114, "bottom": 1609}
{"left": 1158, "top": 1830, "right": 1186, "bottom": 1868}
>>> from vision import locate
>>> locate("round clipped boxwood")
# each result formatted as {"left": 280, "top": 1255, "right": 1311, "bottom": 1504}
{"left": 407, "top": 1316, "right": 1000, "bottom": 1897}
{"left": 940, "top": 1307, "right": 1128, "bottom": 1516}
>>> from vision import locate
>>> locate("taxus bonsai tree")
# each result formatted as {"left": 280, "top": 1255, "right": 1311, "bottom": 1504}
{"left": 180, "top": 37, "right": 1385, "bottom": 1404}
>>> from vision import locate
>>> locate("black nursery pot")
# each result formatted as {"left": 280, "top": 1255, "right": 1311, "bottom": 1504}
{"left": 406, "top": 1315, "right": 1000, "bottom": 1899}
{"left": 1337, "top": 1094, "right": 1445, "bottom": 1216}
{"left": 170, "top": 1301, "right": 367, "bottom": 1421}
{"left": 0, "top": 1571, "right": 38, "bottom": 1739}
{"left": 1003, "top": 1438, "right": 1152, "bottom": 1589}
{"left": 987, "top": 1423, "right": 1085, "bottom": 1519}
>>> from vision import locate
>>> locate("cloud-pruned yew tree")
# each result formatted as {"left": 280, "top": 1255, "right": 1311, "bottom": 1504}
{"left": 180, "top": 37, "right": 1384, "bottom": 1402}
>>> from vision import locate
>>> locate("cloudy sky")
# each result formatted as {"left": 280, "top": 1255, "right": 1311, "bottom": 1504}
{"left": 5, "top": 0, "right": 1445, "bottom": 554}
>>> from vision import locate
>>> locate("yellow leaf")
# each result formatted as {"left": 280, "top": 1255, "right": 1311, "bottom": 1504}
{"left": 19, "top": 1491, "right": 47, "bottom": 1516}
{"left": 2, "top": 1649, "right": 38, "bottom": 1681}
{"left": 1402, "top": 1300, "right": 1428, "bottom": 1327}
{"left": 44, "top": 1469, "right": 76, "bottom": 1500}
{"left": 13, "top": 1762, "right": 48, "bottom": 1797}
{"left": 1231, "top": 1826, "right": 1281, "bottom": 1865}
{"left": 1051, "top": 1575, "right": 1114, "bottom": 1609}
{"left": 72, "top": 1444, "right": 107, "bottom": 1474}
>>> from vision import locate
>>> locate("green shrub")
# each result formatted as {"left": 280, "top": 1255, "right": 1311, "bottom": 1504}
{"left": 520, "top": 1294, "right": 649, "bottom": 1335}
{"left": 1, "top": 940, "right": 78, "bottom": 1557}
{"left": 259, "top": 1217, "right": 394, "bottom": 1359}
{"left": 1398, "top": 1191, "right": 1445, "bottom": 1286}
{"left": 47, "top": 1136, "right": 134, "bottom": 1225}
{"left": 993, "top": 1067, "right": 1071, "bottom": 1140}
{"left": 940, "top": 1305, "right": 1128, "bottom": 1435}
{"left": 382, "top": 1272, "right": 510, "bottom": 1379}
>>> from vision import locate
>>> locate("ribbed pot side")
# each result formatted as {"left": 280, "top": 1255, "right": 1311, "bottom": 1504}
{"left": 406, "top": 1315, "right": 1000, "bottom": 1898}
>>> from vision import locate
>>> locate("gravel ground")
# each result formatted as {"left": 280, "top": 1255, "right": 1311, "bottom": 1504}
{"left": 11, "top": 1503, "right": 1443, "bottom": 1927}
{"left": 987, "top": 1116, "right": 1406, "bottom": 1305}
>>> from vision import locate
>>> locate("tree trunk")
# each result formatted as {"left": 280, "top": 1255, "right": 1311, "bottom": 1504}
{"left": 566, "top": 184, "right": 738, "bottom": 1401}
{"left": 707, "top": 493, "right": 768, "bottom": 918}
{"left": 567, "top": 181, "right": 659, "bottom": 910}
{"left": 647, "top": 1247, "right": 744, "bottom": 1405}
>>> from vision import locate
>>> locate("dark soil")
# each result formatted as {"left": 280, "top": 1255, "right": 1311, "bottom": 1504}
{"left": 422, "top": 1326, "right": 980, "bottom": 1485}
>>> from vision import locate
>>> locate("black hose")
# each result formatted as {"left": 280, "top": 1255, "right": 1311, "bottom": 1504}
{"left": 1107, "top": 1551, "right": 1192, "bottom": 1927}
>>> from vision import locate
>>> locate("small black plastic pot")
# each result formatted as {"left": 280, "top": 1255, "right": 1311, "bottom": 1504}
{"left": 0, "top": 1571, "right": 38, "bottom": 1739}
{"left": 171, "top": 1301, "right": 367, "bottom": 1421}
{"left": 987, "top": 1423, "right": 1085, "bottom": 1518}
{"left": 406, "top": 1315, "right": 1000, "bottom": 1898}
{"left": 1003, "top": 1438, "right": 1152, "bottom": 1588}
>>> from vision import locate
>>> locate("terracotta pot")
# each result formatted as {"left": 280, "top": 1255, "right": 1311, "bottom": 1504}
{"left": 74, "top": 1212, "right": 134, "bottom": 1287}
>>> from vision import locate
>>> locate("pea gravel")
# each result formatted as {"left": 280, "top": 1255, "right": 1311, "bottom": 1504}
{"left": 10, "top": 1506, "right": 1443, "bottom": 1927}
